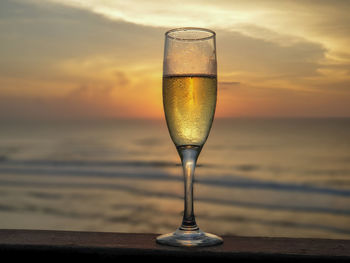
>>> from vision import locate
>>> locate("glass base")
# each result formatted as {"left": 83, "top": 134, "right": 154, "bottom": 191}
{"left": 156, "top": 228, "right": 223, "bottom": 247}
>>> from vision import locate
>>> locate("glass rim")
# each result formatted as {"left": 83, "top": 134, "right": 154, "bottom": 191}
{"left": 165, "top": 27, "right": 216, "bottom": 41}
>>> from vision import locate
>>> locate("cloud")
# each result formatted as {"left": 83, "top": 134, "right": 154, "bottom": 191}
{"left": 219, "top": 81, "right": 241, "bottom": 86}
{"left": 0, "top": 0, "right": 349, "bottom": 119}
{"left": 218, "top": 29, "right": 327, "bottom": 77}
{"left": 41, "top": 0, "right": 350, "bottom": 85}
{"left": 0, "top": 0, "right": 163, "bottom": 94}
{"left": 0, "top": 0, "right": 163, "bottom": 73}
{"left": 218, "top": 81, "right": 241, "bottom": 91}
{"left": 216, "top": 82, "right": 350, "bottom": 118}
{"left": 41, "top": 0, "right": 350, "bottom": 46}
{"left": 0, "top": 81, "right": 140, "bottom": 120}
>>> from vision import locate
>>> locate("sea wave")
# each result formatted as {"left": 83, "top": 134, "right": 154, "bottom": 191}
{"left": 1, "top": 159, "right": 350, "bottom": 198}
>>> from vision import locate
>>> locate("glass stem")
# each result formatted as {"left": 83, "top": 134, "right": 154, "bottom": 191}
{"left": 177, "top": 145, "right": 201, "bottom": 231}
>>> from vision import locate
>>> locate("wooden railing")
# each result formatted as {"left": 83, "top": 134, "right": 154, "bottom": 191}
{"left": 0, "top": 229, "right": 349, "bottom": 262}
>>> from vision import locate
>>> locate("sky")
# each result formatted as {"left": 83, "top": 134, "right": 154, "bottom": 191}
{"left": 0, "top": 0, "right": 349, "bottom": 120}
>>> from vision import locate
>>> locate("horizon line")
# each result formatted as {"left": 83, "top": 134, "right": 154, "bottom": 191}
{"left": 1, "top": 116, "right": 350, "bottom": 122}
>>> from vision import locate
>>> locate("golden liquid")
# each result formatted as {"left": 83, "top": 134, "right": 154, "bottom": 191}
{"left": 163, "top": 74, "right": 217, "bottom": 147}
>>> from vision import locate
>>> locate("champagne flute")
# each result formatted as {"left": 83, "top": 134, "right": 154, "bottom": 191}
{"left": 156, "top": 28, "right": 223, "bottom": 247}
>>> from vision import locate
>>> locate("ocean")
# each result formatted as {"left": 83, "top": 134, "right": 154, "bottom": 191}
{"left": 0, "top": 118, "right": 349, "bottom": 239}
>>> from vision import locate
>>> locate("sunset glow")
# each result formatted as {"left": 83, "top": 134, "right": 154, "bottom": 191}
{"left": 0, "top": 0, "right": 349, "bottom": 119}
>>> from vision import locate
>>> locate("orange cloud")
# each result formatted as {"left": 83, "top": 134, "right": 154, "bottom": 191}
{"left": 0, "top": 0, "right": 349, "bottom": 120}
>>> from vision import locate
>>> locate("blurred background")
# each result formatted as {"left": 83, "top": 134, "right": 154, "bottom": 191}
{"left": 0, "top": 0, "right": 349, "bottom": 239}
